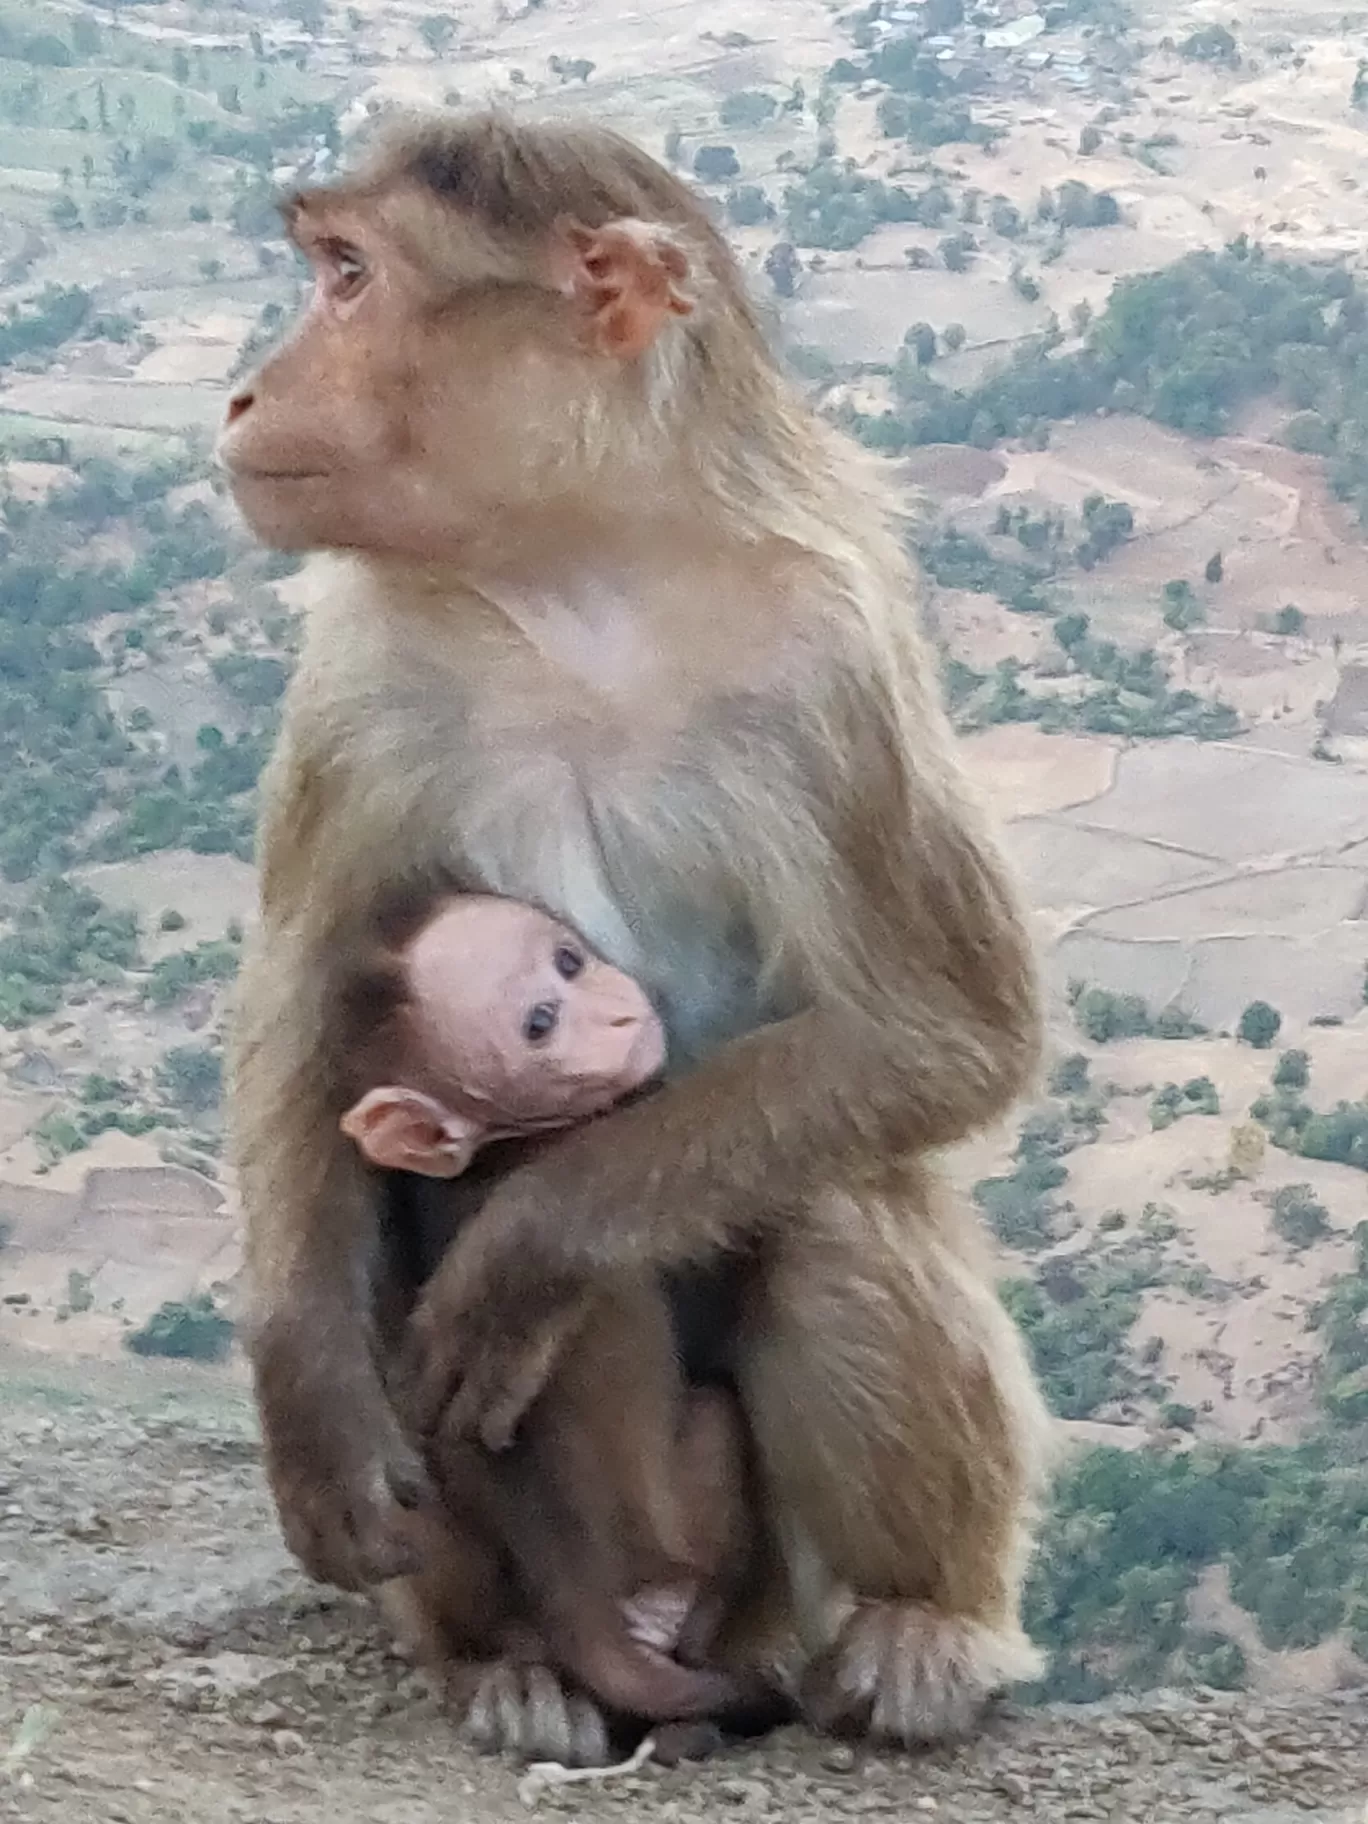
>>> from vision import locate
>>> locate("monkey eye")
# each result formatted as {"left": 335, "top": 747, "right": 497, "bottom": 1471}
{"left": 554, "top": 944, "right": 584, "bottom": 981}
{"left": 320, "top": 240, "right": 368, "bottom": 299}
{"left": 524, "top": 1001, "right": 560, "bottom": 1043}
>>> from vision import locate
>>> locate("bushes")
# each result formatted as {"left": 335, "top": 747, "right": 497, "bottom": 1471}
{"left": 974, "top": 1157, "right": 1068, "bottom": 1250}
{"left": 1002, "top": 1249, "right": 1145, "bottom": 1419}
{"left": 1299, "top": 1101, "right": 1368, "bottom": 1170}
{"left": 156, "top": 1045, "right": 223, "bottom": 1117}
{"left": 1238, "top": 1000, "right": 1283, "bottom": 1049}
{"left": 719, "top": 90, "right": 777, "bottom": 130}
{"left": 1075, "top": 494, "right": 1133, "bottom": 568}
{"left": 0, "top": 879, "right": 139, "bottom": 1029}
{"left": 1024, "top": 1435, "right": 1368, "bottom": 1696}
{"left": 125, "top": 1292, "right": 234, "bottom": 1363}
{"left": 143, "top": 940, "right": 241, "bottom": 1009}
{"left": 1149, "top": 1078, "right": 1219, "bottom": 1130}
{"left": 1268, "top": 1183, "right": 1330, "bottom": 1248}
{"left": 1049, "top": 1052, "right": 1091, "bottom": 1096}
{"left": 693, "top": 145, "right": 739, "bottom": 183}
{"left": 1073, "top": 987, "right": 1153, "bottom": 1043}
{"left": 849, "top": 242, "right": 1368, "bottom": 524}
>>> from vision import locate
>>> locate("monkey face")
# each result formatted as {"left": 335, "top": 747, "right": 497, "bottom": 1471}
{"left": 407, "top": 898, "right": 667, "bottom": 1128}
{"left": 215, "top": 169, "right": 699, "bottom": 563}
{"left": 217, "top": 195, "right": 599, "bottom": 557}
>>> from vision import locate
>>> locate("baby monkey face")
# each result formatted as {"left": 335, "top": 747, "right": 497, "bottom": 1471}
{"left": 406, "top": 899, "right": 666, "bottom": 1126}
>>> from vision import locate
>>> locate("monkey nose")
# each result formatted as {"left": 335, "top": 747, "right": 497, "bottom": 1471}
{"left": 225, "top": 389, "right": 254, "bottom": 424}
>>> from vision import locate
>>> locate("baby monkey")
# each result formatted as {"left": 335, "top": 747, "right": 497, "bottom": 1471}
{"left": 341, "top": 895, "right": 757, "bottom": 1731}
{"left": 340, "top": 894, "right": 669, "bottom": 1178}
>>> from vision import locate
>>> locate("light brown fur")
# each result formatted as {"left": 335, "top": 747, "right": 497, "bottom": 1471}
{"left": 222, "top": 108, "right": 1055, "bottom": 1763}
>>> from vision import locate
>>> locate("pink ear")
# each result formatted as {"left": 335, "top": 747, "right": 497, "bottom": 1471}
{"left": 551, "top": 216, "right": 695, "bottom": 359}
{"left": 339, "top": 1087, "right": 482, "bottom": 1178}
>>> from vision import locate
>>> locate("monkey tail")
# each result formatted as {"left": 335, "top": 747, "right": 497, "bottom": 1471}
{"left": 553, "top": 1602, "right": 747, "bottom": 1722}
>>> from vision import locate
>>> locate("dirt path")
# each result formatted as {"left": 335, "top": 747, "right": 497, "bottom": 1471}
{"left": 4, "top": 1346, "right": 1368, "bottom": 1824}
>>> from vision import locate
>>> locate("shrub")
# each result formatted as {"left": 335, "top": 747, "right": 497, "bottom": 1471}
{"left": 1273, "top": 1049, "right": 1310, "bottom": 1091}
{"left": 157, "top": 1045, "right": 223, "bottom": 1116}
{"left": 693, "top": 144, "right": 740, "bottom": 183}
{"left": 125, "top": 1292, "right": 233, "bottom": 1362}
{"left": 1238, "top": 1001, "right": 1282, "bottom": 1049}
{"left": 719, "top": 90, "right": 777, "bottom": 130}
{"left": 1074, "top": 988, "right": 1152, "bottom": 1043}
{"left": 1049, "top": 1052, "right": 1091, "bottom": 1096}
{"left": 1269, "top": 1183, "right": 1330, "bottom": 1248}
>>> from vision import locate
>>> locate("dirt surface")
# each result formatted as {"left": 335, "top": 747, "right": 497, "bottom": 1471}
{"left": 3, "top": 1347, "right": 1368, "bottom": 1824}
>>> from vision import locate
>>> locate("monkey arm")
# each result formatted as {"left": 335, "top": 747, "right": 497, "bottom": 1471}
{"left": 408, "top": 673, "right": 1042, "bottom": 1443}
{"left": 233, "top": 930, "right": 434, "bottom": 1588}
{"left": 231, "top": 711, "right": 440, "bottom": 1589}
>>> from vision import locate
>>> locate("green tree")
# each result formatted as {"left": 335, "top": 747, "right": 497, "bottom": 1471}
{"left": 126, "top": 1292, "right": 233, "bottom": 1362}
{"left": 904, "top": 322, "right": 937, "bottom": 367}
{"left": 1269, "top": 1183, "right": 1329, "bottom": 1248}
{"left": 1181, "top": 22, "right": 1238, "bottom": 63}
{"left": 693, "top": 144, "right": 740, "bottom": 183}
{"left": 157, "top": 1044, "right": 223, "bottom": 1115}
{"left": 1074, "top": 988, "right": 1152, "bottom": 1043}
{"left": 1273, "top": 1049, "right": 1310, "bottom": 1091}
{"left": 1239, "top": 1001, "right": 1282, "bottom": 1050}
{"left": 725, "top": 185, "right": 774, "bottom": 226}
{"left": 763, "top": 242, "right": 801, "bottom": 297}
{"left": 1162, "top": 579, "right": 1204, "bottom": 630}
{"left": 419, "top": 14, "right": 457, "bottom": 55}
{"left": 940, "top": 232, "right": 975, "bottom": 272}
{"left": 720, "top": 90, "right": 777, "bottom": 130}
{"left": 1049, "top": 1052, "right": 1091, "bottom": 1096}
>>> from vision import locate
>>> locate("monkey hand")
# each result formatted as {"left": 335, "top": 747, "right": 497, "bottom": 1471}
{"left": 253, "top": 1315, "right": 432, "bottom": 1590}
{"left": 404, "top": 1228, "right": 595, "bottom": 1451}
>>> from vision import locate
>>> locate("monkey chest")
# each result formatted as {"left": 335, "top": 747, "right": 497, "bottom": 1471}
{"left": 442, "top": 718, "right": 777, "bottom": 1067}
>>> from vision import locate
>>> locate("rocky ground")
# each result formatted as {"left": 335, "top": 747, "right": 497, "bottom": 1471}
{"left": 2, "top": 1348, "right": 1367, "bottom": 1824}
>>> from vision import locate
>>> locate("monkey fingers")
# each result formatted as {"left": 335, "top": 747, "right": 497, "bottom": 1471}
{"left": 255, "top": 1333, "right": 432, "bottom": 1588}
{"left": 266, "top": 1434, "right": 430, "bottom": 1589}
{"left": 799, "top": 1601, "right": 1013, "bottom": 1749}
{"left": 453, "top": 1660, "right": 612, "bottom": 1768}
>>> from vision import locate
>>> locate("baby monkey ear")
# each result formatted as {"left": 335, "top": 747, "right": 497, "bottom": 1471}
{"left": 339, "top": 1087, "right": 480, "bottom": 1178}
{"left": 552, "top": 216, "right": 696, "bottom": 360}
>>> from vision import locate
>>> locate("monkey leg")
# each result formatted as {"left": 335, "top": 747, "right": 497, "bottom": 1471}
{"left": 388, "top": 1283, "right": 748, "bottom": 1765}
{"left": 378, "top": 1464, "right": 622, "bottom": 1768}
{"left": 737, "top": 1170, "right": 1057, "bottom": 1749}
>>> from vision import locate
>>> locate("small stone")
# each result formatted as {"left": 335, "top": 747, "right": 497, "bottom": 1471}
{"left": 271, "top": 1731, "right": 306, "bottom": 1757}
{"left": 821, "top": 1745, "right": 857, "bottom": 1774}
{"left": 717, "top": 1778, "right": 770, "bottom": 1807}
{"left": 994, "top": 1771, "right": 1031, "bottom": 1803}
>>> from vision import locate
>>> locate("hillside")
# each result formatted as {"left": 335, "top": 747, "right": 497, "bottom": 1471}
{"left": 4, "top": 0, "right": 1368, "bottom": 1774}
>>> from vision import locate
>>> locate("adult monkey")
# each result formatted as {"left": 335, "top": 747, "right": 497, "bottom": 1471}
{"left": 220, "top": 108, "right": 1053, "bottom": 1759}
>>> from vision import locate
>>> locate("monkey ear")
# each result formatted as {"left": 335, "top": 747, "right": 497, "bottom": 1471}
{"left": 551, "top": 217, "right": 695, "bottom": 360}
{"left": 339, "top": 1087, "right": 481, "bottom": 1178}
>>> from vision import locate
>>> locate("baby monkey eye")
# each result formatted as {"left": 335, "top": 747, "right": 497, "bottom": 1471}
{"left": 524, "top": 1001, "right": 560, "bottom": 1043}
{"left": 554, "top": 944, "right": 585, "bottom": 981}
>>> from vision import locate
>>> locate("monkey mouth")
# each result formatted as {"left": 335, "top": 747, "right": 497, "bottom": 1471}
{"left": 232, "top": 467, "right": 330, "bottom": 482}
